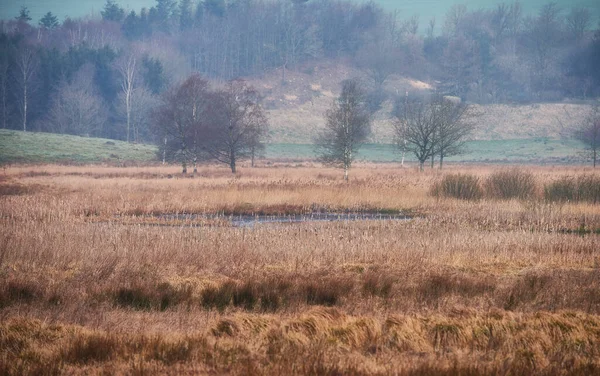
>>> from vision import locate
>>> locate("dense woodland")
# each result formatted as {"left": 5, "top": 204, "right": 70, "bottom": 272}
{"left": 1, "top": 0, "right": 599, "bottom": 143}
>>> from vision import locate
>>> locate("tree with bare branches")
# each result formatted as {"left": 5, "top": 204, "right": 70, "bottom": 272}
{"left": 315, "top": 79, "right": 371, "bottom": 181}
{"left": 13, "top": 47, "right": 37, "bottom": 132}
{"left": 394, "top": 97, "right": 436, "bottom": 171}
{"left": 115, "top": 53, "right": 138, "bottom": 142}
{"left": 47, "top": 64, "right": 107, "bottom": 136}
{"left": 575, "top": 103, "right": 600, "bottom": 168}
{"left": 154, "top": 74, "right": 210, "bottom": 174}
{"left": 202, "top": 80, "right": 268, "bottom": 173}
{"left": 431, "top": 96, "right": 475, "bottom": 169}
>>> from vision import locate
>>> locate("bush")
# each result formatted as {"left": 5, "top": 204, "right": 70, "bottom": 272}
{"left": 430, "top": 174, "right": 483, "bottom": 201}
{"left": 484, "top": 168, "right": 536, "bottom": 200}
{"left": 544, "top": 176, "right": 576, "bottom": 202}
{"left": 576, "top": 175, "right": 600, "bottom": 204}
{"left": 545, "top": 175, "right": 600, "bottom": 203}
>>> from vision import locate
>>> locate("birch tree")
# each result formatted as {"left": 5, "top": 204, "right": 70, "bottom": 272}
{"left": 14, "top": 47, "right": 37, "bottom": 132}
{"left": 116, "top": 53, "right": 137, "bottom": 142}
{"left": 315, "top": 79, "right": 371, "bottom": 181}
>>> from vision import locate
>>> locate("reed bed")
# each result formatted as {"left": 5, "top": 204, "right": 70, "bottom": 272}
{"left": 1, "top": 164, "right": 599, "bottom": 375}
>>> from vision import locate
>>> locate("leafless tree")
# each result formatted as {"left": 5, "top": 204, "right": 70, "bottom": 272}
{"left": 115, "top": 53, "right": 138, "bottom": 143}
{"left": 575, "top": 103, "right": 600, "bottom": 168}
{"left": 0, "top": 51, "right": 9, "bottom": 129}
{"left": 431, "top": 96, "right": 475, "bottom": 169}
{"left": 315, "top": 79, "right": 371, "bottom": 181}
{"left": 13, "top": 47, "right": 37, "bottom": 132}
{"left": 117, "top": 86, "right": 157, "bottom": 143}
{"left": 566, "top": 7, "right": 591, "bottom": 41}
{"left": 47, "top": 65, "right": 107, "bottom": 136}
{"left": 154, "top": 74, "right": 211, "bottom": 174}
{"left": 202, "top": 80, "right": 268, "bottom": 173}
{"left": 394, "top": 97, "right": 436, "bottom": 171}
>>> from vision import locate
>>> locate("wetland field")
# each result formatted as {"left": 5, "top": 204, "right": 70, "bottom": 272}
{"left": 1, "top": 163, "right": 600, "bottom": 375}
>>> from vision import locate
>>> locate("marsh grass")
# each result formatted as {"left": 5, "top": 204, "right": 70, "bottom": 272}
{"left": 484, "top": 168, "right": 537, "bottom": 199}
{"left": 1, "top": 164, "right": 599, "bottom": 374}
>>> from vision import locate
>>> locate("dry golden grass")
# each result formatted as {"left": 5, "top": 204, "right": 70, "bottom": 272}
{"left": 1, "top": 164, "right": 599, "bottom": 375}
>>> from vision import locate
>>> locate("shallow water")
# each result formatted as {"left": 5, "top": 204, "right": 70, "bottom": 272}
{"left": 158, "top": 212, "right": 410, "bottom": 228}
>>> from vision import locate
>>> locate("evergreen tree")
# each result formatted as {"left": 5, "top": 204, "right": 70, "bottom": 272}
{"left": 39, "top": 12, "right": 59, "bottom": 29}
{"left": 142, "top": 56, "right": 166, "bottom": 95}
{"left": 122, "top": 11, "right": 143, "bottom": 39}
{"left": 101, "top": 0, "right": 125, "bottom": 22}
{"left": 16, "top": 6, "right": 32, "bottom": 22}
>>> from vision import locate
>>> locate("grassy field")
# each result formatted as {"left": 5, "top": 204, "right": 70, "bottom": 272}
{"left": 1, "top": 163, "right": 599, "bottom": 374}
{"left": 0, "top": 130, "right": 590, "bottom": 166}
{"left": 0, "top": 130, "right": 156, "bottom": 165}
{"left": 266, "top": 138, "right": 588, "bottom": 164}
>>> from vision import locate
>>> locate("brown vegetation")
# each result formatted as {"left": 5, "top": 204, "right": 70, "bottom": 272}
{"left": 1, "top": 164, "right": 600, "bottom": 374}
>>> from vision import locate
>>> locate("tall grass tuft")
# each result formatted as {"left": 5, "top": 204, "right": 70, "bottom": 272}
{"left": 484, "top": 168, "right": 536, "bottom": 200}
{"left": 430, "top": 174, "right": 483, "bottom": 200}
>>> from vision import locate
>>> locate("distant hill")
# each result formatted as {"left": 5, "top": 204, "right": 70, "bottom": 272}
{"left": 248, "top": 60, "right": 594, "bottom": 144}
{"left": 0, "top": 129, "right": 156, "bottom": 164}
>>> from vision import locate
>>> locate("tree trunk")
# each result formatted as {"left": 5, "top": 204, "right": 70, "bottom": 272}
{"left": 439, "top": 154, "right": 444, "bottom": 169}
{"left": 193, "top": 156, "right": 197, "bottom": 174}
{"left": 419, "top": 161, "right": 424, "bottom": 172}
{"left": 126, "top": 93, "right": 131, "bottom": 142}
{"left": 344, "top": 164, "right": 349, "bottom": 181}
{"left": 181, "top": 141, "right": 187, "bottom": 174}
{"left": 230, "top": 152, "right": 236, "bottom": 173}
{"left": 23, "top": 81, "right": 27, "bottom": 132}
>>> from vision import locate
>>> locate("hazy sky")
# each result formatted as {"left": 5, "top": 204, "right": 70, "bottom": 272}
{"left": 0, "top": 0, "right": 599, "bottom": 29}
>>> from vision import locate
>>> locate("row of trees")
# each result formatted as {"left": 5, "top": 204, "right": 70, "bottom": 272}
{"left": 316, "top": 80, "right": 599, "bottom": 177}
{"left": 155, "top": 74, "right": 268, "bottom": 173}
{"left": 315, "top": 79, "right": 477, "bottom": 179}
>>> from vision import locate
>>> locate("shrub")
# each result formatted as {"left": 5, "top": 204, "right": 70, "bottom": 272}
{"left": 430, "top": 173, "right": 483, "bottom": 201}
{"left": 544, "top": 175, "right": 600, "bottom": 203}
{"left": 544, "top": 176, "right": 576, "bottom": 202}
{"left": 201, "top": 282, "right": 235, "bottom": 311}
{"left": 304, "top": 278, "right": 353, "bottom": 306}
{"left": 484, "top": 168, "right": 536, "bottom": 200}
{"left": 576, "top": 175, "right": 600, "bottom": 204}
{"left": 0, "top": 279, "right": 42, "bottom": 307}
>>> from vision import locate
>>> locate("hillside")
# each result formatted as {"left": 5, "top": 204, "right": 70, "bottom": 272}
{"left": 251, "top": 60, "right": 594, "bottom": 144}
{"left": 0, "top": 130, "right": 156, "bottom": 164}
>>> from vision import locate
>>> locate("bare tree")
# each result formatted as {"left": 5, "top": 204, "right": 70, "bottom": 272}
{"left": 575, "top": 103, "right": 600, "bottom": 168}
{"left": 0, "top": 50, "right": 9, "bottom": 129}
{"left": 431, "top": 96, "right": 475, "bottom": 169}
{"left": 202, "top": 80, "right": 268, "bottom": 173}
{"left": 13, "top": 47, "right": 37, "bottom": 132}
{"left": 115, "top": 53, "right": 138, "bottom": 143}
{"left": 566, "top": 7, "right": 591, "bottom": 41}
{"left": 154, "top": 74, "right": 210, "bottom": 174}
{"left": 47, "top": 65, "right": 107, "bottom": 136}
{"left": 315, "top": 79, "right": 371, "bottom": 181}
{"left": 393, "top": 97, "right": 436, "bottom": 171}
{"left": 117, "top": 86, "right": 157, "bottom": 143}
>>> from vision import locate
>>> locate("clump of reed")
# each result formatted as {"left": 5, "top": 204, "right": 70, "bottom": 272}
{"left": 430, "top": 173, "right": 483, "bottom": 200}
{"left": 544, "top": 174, "right": 600, "bottom": 203}
{"left": 484, "top": 168, "right": 536, "bottom": 199}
